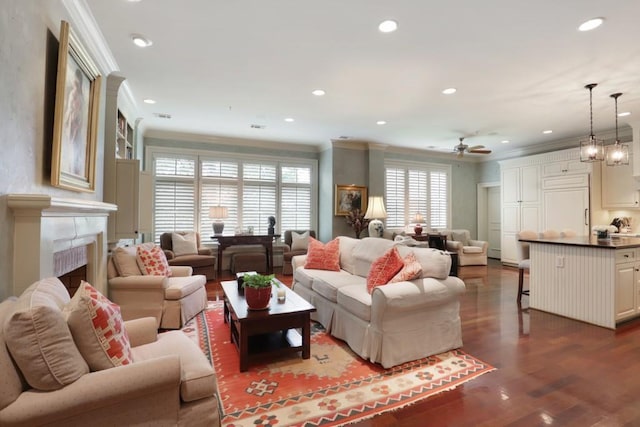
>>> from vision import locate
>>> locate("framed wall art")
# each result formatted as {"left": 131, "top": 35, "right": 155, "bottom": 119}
{"left": 51, "top": 20, "right": 102, "bottom": 192}
{"left": 335, "top": 185, "right": 367, "bottom": 216}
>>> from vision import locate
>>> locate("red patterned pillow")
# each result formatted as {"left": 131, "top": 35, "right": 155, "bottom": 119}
{"left": 304, "top": 237, "right": 341, "bottom": 271}
{"left": 367, "top": 246, "right": 404, "bottom": 294}
{"left": 390, "top": 251, "right": 423, "bottom": 283}
{"left": 65, "top": 281, "right": 133, "bottom": 371}
{"left": 136, "top": 244, "right": 172, "bottom": 277}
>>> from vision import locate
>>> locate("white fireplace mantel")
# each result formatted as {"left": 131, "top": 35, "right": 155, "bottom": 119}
{"left": 7, "top": 194, "right": 117, "bottom": 296}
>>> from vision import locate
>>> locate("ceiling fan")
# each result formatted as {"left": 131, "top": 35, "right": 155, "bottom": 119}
{"left": 453, "top": 137, "right": 492, "bottom": 158}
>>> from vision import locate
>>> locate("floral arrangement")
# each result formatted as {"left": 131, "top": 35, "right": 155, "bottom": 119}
{"left": 345, "top": 208, "right": 370, "bottom": 239}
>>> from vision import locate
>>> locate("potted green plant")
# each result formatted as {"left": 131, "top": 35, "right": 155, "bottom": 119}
{"left": 242, "top": 273, "right": 275, "bottom": 310}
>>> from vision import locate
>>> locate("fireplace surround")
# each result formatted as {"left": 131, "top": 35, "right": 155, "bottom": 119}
{"left": 7, "top": 194, "right": 116, "bottom": 296}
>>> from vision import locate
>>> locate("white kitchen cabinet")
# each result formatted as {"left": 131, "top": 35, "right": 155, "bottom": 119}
{"left": 601, "top": 154, "right": 640, "bottom": 209}
{"left": 542, "top": 159, "right": 589, "bottom": 177}
{"left": 500, "top": 164, "right": 540, "bottom": 264}
{"left": 614, "top": 249, "right": 640, "bottom": 322}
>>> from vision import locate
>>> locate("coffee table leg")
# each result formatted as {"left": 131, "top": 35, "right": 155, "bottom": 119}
{"left": 302, "top": 315, "right": 311, "bottom": 359}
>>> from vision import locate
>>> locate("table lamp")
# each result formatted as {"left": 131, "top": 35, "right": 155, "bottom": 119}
{"left": 364, "top": 196, "right": 387, "bottom": 238}
{"left": 209, "top": 206, "right": 228, "bottom": 235}
{"left": 413, "top": 212, "right": 424, "bottom": 235}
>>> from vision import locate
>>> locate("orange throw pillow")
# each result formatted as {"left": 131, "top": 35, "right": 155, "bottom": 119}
{"left": 136, "top": 244, "right": 172, "bottom": 277}
{"left": 304, "top": 237, "right": 341, "bottom": 271}
{"left": 390, "top": 251, "right": 423, "bottom": 283}
{"left": 367, "top": 246, "right": 404, "bottom": 294}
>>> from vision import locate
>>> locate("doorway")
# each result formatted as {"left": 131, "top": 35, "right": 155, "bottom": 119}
{"left": 477, "top": 182, "right": 501, "bottom": 259}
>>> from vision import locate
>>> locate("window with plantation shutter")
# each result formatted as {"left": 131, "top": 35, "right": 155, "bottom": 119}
{"left": 149, "top": 149, "right": 315, "bottom": 240}
{"left": 281, "top": 166, "right": 312, "bottom": 230}
{"left": 153, "top": 156, "right": 196, "bottom": 242}
{"left": 384, "top": 161, "right": 450, "bottom": 230}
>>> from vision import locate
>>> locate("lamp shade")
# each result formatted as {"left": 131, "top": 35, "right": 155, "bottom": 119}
{"left": 413, "top": 212, "right": 424, "bottom": 223}
{"left": 364, "top": 196, "right": 386, "bottom": 238}
{"left": 364, "top": 196, "right": 387, "bottom": 219}
{"left": 209, "top": 206, "right": 228, "bottom": 219}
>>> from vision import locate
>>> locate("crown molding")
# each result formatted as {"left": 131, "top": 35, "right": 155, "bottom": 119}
{"left": 144, "top": 129, "right": 319, "bottom": 153}
{"left": 62, "top": 0, "right": 139, "bottom": 117}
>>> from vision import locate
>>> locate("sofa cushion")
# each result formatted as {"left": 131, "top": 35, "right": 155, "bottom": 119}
{"left": 132, "top": 330, "right": 216, "bottom": 402}
{"left": 291, "top": 231, "right": 311, "bottom": 251}
{"left": 303, "top": 269, "right": 365, "bottom": 302}
{"left": 65, "top": 281, "right": 134, "bottom": 371}
{"left": 305, "top": 237, "right": 340, "bottom": 271}
{"left": 164, "top": 275, "right": 207, "bottom": 300}
{"left": 338, "top": 236, "right": 360, "bottom": 274}
{"left": 451, "top": 230, "right": 470, "bottom": 246}
{"left": 3, "top": 278, "right": 89, "bottom": 391}
{"left": 113, "top": 245, "right": 143, "bottom": 277}
{"left": 396, "top": 246, "right": 451, "bottom": 280}
{"left": 367, "top": 247, "right": 404, "bottom": 294}
{"left": 172, "top": 232, "right": 198, "bottom": 256}
{"left": 462, "top": 245, "right": 483, "bottom": 254}
{"left": 137, "top": 244, "right": 172, "bottom": 277}
{"left": 336, "top": 284, "right": 372, "bottom": 322}
{"left": 352, "top": 237, "right": 395, "bottom": 277}
{"left": 390, "top": 252, "right": 423, "bottom": 283}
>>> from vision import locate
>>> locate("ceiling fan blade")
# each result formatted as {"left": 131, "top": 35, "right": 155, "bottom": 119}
{"left": 469, "top": 149, "right": 492, "bottom": 154}
{"left": 467, "top": 145, "right": 485, "bottom": 151}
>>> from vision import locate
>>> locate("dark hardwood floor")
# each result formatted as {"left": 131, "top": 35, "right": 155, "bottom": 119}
{"left": 206, "top": 260, "right": 640, "bottom": 426}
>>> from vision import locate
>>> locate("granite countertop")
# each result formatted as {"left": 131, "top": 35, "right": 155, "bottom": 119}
{"left": 519, "top": 235, "right": 640, "bottom": 249}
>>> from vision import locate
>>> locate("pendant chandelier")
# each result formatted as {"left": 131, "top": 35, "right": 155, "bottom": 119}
{"left": 579, "top": 83, "right": 605, "bottom": 163}
{"left": 605, "top": 92, "right": 629, "bottom": 166}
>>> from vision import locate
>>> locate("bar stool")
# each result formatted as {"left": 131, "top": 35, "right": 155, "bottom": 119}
{"left": 516, "top": 230, "right": 538, "bottom": 302}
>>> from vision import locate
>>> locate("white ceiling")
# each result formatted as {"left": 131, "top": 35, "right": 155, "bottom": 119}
{"left": 84, "top": 0, "right": 640, "bottom": 158}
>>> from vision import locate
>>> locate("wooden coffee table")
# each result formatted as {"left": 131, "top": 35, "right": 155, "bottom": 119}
{"left": 221, "top": 279, "right": 316, "bottom": 372}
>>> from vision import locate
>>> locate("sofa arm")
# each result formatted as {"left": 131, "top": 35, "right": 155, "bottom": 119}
{"left": 163, "top": 249, "right": 176, "bottom": 260}
{"left": 197, "top": 247, "right": 213, "bottom": 256}
{"left": 0, "top": 356, "right": 181, "bottom": 426}
{"left": 370, "top": 277, "right": 466, "bottom": 316}
{"left": 446, "top": 241, "right": 461, "bottom": 252}
{"left": 125, "top": 317, "right": 159, "bottom": 346}
{"left": 170, "top": 266, "right": 193, "bottom": 277}
{"left": 291, "top": 254, "right": 307, "bottom": 271}
{"left": 469, "top": 239, "right": 488, "bottom": 251}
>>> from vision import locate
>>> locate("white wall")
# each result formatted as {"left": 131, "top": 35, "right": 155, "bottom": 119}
{"left": 0, "top": 1, "right": 105, "bottom": 300}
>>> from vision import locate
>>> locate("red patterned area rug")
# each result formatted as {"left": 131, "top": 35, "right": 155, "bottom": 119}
{"left": 182, "top": 302, "right": 495, "bottom": 427}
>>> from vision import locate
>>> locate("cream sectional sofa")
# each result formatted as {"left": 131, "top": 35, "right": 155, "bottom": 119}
{"left": 291, "top": 236, "right": 466, "bottom": 368}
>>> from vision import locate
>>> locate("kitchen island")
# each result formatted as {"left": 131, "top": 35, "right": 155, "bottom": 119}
{"left": 519, "top": 235, "right": 640, "bottom": 329}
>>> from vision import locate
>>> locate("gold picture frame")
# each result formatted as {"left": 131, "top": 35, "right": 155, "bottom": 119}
{"left": 335, "top": 185, "right": 368, "bottom": 216}
{"left": 51, "top": 20, "right": 102, "bottom": 192}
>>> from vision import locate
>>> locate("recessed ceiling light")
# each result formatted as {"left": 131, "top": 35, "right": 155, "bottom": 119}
{"left": 543, "top": 129, "right": 553, "bottom": 134}
{"left": 312, "top": 89, "right": 325, "bottom": 96}
{"left": 442, "top": 88, "right": 457, "bottom": 95}
{"left": 501, "top": 140, "right": 510, "bottom": 144}
{"left": 578, "top": 17, "right": 604, "bottom": 32}
{"left": 376, "top": 120, "right": 387, "bottom": 125}
{"left": 284, "top": 117, "right": 295, "bottom": 122}
{"left": 618, "top": 111, "right": 631, "bottom": 117}
{"left": 378, "top": 20, "right": 398, "bottom": 33}
{"left": 131, "top": 34, "right": 153, "bottom": 47}
{"left": 143, "top": 98, "right": 156, "bottom": 104}
{"left": 127, "top": 0, "right": 142, "bottom": 2}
